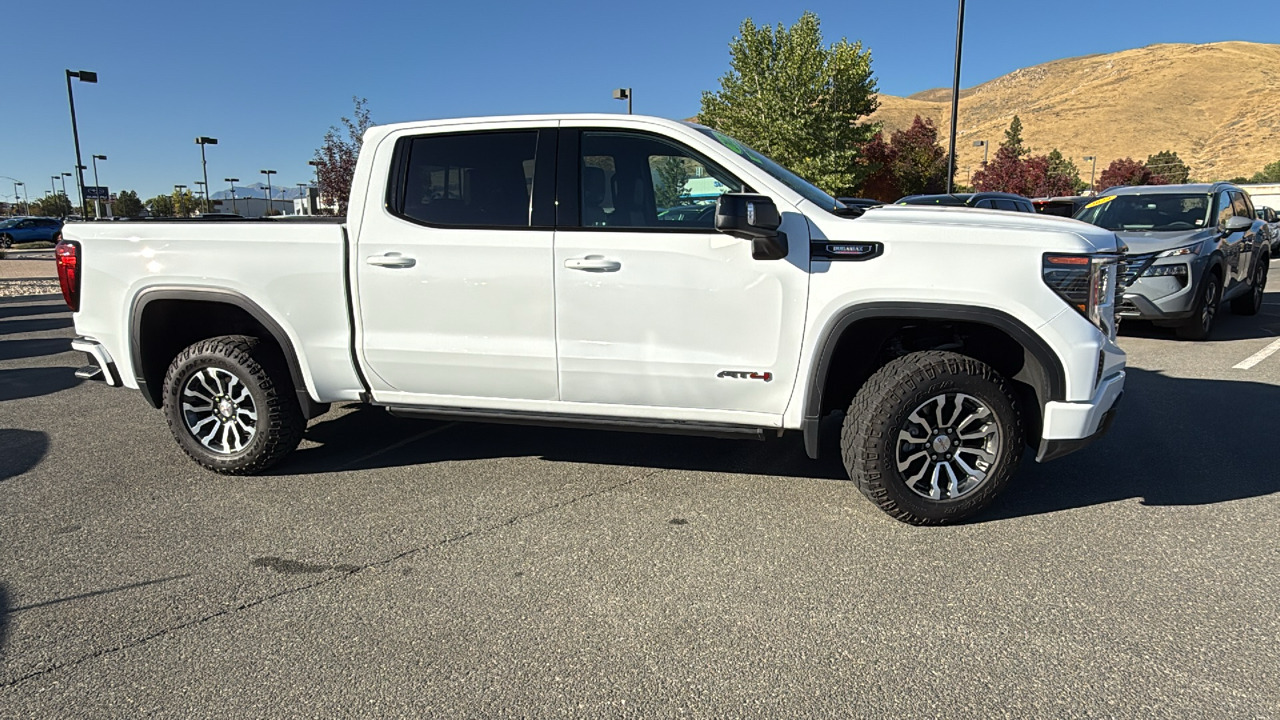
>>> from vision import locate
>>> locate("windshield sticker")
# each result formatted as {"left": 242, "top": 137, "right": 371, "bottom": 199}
{"left": 1085, "top": 195, "right": 1116, "bottom": 209}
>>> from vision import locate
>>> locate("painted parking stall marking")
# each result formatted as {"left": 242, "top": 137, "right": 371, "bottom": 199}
{"left": 1233, "top": 337, "right": 1280, "bottom": 370}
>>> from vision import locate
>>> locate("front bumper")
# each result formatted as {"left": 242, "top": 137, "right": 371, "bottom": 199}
{"left": 1118, "top": 256, "right": 1205, "bottom": 320}
{"left": 1036, "top": 370, "right": 1124, "bottom": 462}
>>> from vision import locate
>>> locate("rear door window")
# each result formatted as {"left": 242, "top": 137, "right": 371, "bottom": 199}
{"left": 397, "top": 131, "right": 539, "bottom": 228}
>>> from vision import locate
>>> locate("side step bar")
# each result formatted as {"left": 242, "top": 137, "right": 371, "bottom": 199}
{"left": 383, "top": 405, "right": 767, "bottom": 441}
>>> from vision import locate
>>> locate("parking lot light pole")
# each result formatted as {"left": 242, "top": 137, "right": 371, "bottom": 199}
{"left": 194, "top": 181, "right": 207, "bottom": 213}
{"left": 13, "top": 181, "right": 26, "bottom": 215}
{"left": 195, "top": 137, "right": 218, "bottom": 214}
{"left": 972, "top": 140, "right": 988, "bottom": 166}
{"left": 91, "top": 154, "right": 106, "bottom": 218}
{"left": 65, "top": 70, "right": 97, "bottom": 220}
{"left": 945, "top": 0, "right": 966, "bottom": 195}
{"left": 260, "top": 169, "right": 276, "bottom": 216}
{"left": 1082, "top": 156, "right": 1097, "bottom": 195}
{"left": 174, "top": 184, "right": 187, "bottom": 217}
{"left": 612, "top": 88, "right": 632, "bottom": 114}
{"left": 225, "top": 178, "right": 239, "bottom": 215}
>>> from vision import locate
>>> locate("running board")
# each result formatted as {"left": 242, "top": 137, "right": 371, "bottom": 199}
{"left": 383, "top": 405, "right": 767, "bottom": 441}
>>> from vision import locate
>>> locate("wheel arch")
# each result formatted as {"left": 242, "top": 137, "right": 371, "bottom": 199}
{"left": 129, "top": 287, "right": 326, "bottom": 419}
{"left": 800, "top": 302, "right": 1066, "bottom": 459}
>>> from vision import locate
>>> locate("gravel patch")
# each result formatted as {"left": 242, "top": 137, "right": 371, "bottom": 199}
{"left": 0, "top": 279, "right": 61, "bottom": 297}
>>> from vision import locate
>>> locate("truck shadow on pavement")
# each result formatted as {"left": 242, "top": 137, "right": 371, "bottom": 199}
{"left": 0, "top": 338, "right": 71, "bottom": 362}
{"left": 0, "top": 317, "right": 73, "bottom": 337}
{"left": 282, "top": 368, "right": 1279, "bottom": 521}
{"left": 0, "top": 429, "right": 49, "bottom": 482}
{"left": 0, "top": 367, "right": 82, "bottom": 402}
{"left": 0, "top": 299, "right": 67, "bottom": 319}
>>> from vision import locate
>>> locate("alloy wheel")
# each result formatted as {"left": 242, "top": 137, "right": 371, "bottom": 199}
{"left": 895, "top": 393, "right": 1002, "bottom": 501}
{"left": 181, "top": 367, "right": 258, "bottom": 454}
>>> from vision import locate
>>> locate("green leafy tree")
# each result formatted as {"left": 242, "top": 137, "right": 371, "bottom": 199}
{"left": 172, "top": 189, "right": 200, "bottom": 218}
{"left": 699, "top": 11, "right": 880, "bottom": 197}
{"left": 1248, "top": 159, "right": 1280, "bottom": 183}
{"left": 653, "top": 156, "right": 692, "bottom": 209}
{"left": 1002, "top": 116, "right": 1027, "bottom": 158}
{"left": 147, "top": 194, "right": 175, "bottom": 217}
{"left": 113, "top": 190, "right": 143, "bottom": 217}
{"left": 1046, "top": 150, "right": 1086, "bottom": 194}
{"left": 1146, "top": 150, "right": 1190, "bottom": 184}
{"left": 32, "top": 193, "right": 72, "bottom": 218}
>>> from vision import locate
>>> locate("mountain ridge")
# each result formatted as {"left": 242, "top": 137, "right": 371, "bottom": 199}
{"left": 870, "top": 41, "right": 1280, "bottom": 182}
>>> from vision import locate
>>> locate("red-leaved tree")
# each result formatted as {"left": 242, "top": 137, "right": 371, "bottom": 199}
{"left": 857, "top": 116, "right": 950, "bottom": 201}
{"left": 1097, "top": 157, "right": 1168, "bottom": 190}
{"left": 312, "top": 97, "right": 373, "bottom": 216}
{"left": 971, "top": 145, "right": 1028, "bottom": 194}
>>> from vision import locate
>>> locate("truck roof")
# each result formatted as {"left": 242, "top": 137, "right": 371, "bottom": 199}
{"left": 367, "top": 113, "right": 695, "bottom": 136}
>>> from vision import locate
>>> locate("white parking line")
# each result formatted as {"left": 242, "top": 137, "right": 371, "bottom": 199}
{"left": 1233, "top": 337, "right": 1280, "bottom": 370}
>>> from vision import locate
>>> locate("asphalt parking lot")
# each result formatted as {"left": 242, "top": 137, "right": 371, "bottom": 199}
{"left": 2, "top": 263, "right": 1279, "bottom": 718}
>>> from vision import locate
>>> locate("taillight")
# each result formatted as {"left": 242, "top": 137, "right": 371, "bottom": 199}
{"left": 1043, "top": 253, "right": 1119, "bottom": 339}
{"left": 55, "top": 238, "right": 81, "bottom": 312}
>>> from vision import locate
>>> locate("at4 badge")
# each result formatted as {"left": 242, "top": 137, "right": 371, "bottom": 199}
{"left": 717, "top": 370, "right": 773, "bottom": 382}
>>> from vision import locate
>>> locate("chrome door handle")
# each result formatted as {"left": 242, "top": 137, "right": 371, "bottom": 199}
{"left": 564, "top": 255, "right": 621, "bottom": 272}
{"left": 366, "top": 253, "right": 416, "bottom": 268}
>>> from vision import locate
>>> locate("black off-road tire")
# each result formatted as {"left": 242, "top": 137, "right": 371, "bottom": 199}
{"left": 1230, "top": 254, "right": 1268, "bottom": 316}
{"left": 162, "top": 335, "right": 304, "bottom": 474}
{"left": 1177, "top": 272, "right": 1221, "bottom": 340}
{"left": 840, "top": 351, "right": 1024, "bottom": 526}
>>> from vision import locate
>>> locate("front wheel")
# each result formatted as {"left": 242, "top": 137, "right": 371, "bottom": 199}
{"left": 0, "top": 234, "right": 12, "bottom": 249}
{"left": 1177, "top": 273, "right": 1221, "bottom": 340}
{"left": 162, "top": 335, "right": 304, "bottom": 474}
{"left": 1230, "top": 256, "right": 1268, "bottom": 316}
{"left": 840, "top": 351, "right": 1024, "bottom": 525}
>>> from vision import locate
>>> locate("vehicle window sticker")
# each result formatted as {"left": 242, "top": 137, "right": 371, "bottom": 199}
{"left": 1085, "top": 195, "right": 1115, "bottom": 209}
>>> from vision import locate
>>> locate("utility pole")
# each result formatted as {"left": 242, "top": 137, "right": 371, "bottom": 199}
{"left": 944, "top": 0, "right": 966, "bottom": 194}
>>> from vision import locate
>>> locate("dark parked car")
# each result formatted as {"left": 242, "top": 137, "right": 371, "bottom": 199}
{"left": 1254, "top": 205, "right": 1280, "bottom": 253}
{"left": 896, "top": 192, "right": 1035, "bottom": 213}
{"left": 1073, "top": 183, "right": 1269, "bottom": 340}
{"left": 1033, "top": 196, "right": 1092, "bottom": 218}
{"left": 0, "top": 217, "right": 64, "bottom": 247}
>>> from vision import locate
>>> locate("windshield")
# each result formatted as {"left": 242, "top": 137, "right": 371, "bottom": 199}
{"left": 1074, "top": 193, "right": 1212, "bottom": 232}
{"left": 695, "top": 127, "right": 845, "bottom": 213}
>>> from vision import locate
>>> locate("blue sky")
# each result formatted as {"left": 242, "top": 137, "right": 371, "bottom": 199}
{"left": 4, "top": 0, "right": 1278, "bottom": 203}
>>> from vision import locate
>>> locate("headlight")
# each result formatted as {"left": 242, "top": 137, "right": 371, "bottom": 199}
{"left": 1142, "top": 264, "right": 1188, "bottom": 278}
{"left": 1043, "top": 253, "right": 1120, "bottom": 338}
{"left": 1156, "top": 243, "right": 1199, "bottom": 258}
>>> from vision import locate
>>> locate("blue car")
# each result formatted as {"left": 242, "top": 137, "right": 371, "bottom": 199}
{"left": 0, "top": 217, "right": 64, "bottom": 247}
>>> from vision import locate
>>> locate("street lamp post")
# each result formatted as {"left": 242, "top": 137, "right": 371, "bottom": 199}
{"left": 14, "top": 181, "right": 26, "bottom": 215}
{"left": 225, "top": 178, "right": 239, "bottom": 215}
{"left": 194, "top": 181, "right": 207, "bottom": 213}
{"left": 296, "top": 183, "right": 308, "bottom": 214}
{"left": 944, "top": 0, "right": 967, "bottom": 194}
{"left": 65, "top": 69, "right": 97, "bottom": 220}
{"left": 1083, "top": 156, "right": 1098, "bottom": 195}
{"left": 174, "top": 184, "right": 188, "bottom": 217}
{"left": 59, "top": 172, "right": 70, "bottom": 198}
{"left": 307, "top": 160, "right": 322, "bottom": 209}
{"left": 195, "top": 137, "right": 218, "bottom": 214}
{"left": 612, "top": 88, "right": 632, "bottom": 114}
{"left": 91, "top": 154, "right": 107, "bottom": 218}
{"left": 260, "top": 169, "right": 276, "bottom": 217}
{"left": 972, "top": 140, "right": 988, "bottom": 166}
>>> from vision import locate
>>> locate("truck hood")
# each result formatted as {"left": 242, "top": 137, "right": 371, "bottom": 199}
{"left": 1113, "top": 228, "right": 1214, "bottom": 255}
{"left": 851, "top": 204, "right": 1120, "bottom": 252}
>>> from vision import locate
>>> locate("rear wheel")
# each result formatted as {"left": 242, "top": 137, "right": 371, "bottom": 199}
{"left": 840, "top": 351, "right": 1024, "bottom": 525}
{"left": 1177, "top": 273, "right": 1220, "bottom": 340}
{"left": 0, "top": 234, "right": 12, "bottom": 249}
{"left": 162, "top": 335, "right": 304, "bottom": 474}
{"left": 1230, "top": 255, "right": 1268, "bottom": 316}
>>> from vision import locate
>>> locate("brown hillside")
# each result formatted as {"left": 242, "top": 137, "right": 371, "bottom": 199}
{"left": 870, "top": 42, "right": 1280, "bottom": 183}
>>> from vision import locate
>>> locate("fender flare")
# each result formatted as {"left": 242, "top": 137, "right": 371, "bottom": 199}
{"left": 129, "top": 286, "right": 323, "bottom": 418}
{"left": 800, "top": 302, "right": 1067, "bottom": 459}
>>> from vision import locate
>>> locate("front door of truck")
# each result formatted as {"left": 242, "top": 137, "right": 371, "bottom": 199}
{"left": 354, "top": 124, "right": 560, "bottom": 404}
{"left": 551, "top": 127, "right": 810, "bottom": 416}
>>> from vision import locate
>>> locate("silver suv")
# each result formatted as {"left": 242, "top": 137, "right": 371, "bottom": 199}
{"left": 1074, "top": 183, "right": 1270, "bottom": 340}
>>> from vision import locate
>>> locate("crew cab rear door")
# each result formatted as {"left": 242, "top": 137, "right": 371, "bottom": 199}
{"left": 352, "top": 121, "right": 560, "bottom": 404}
{"left": 550, "top": 124, "right": 810, "bottom": 416}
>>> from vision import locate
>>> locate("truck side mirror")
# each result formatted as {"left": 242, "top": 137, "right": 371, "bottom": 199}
{"left": 1224, "top": 215, "right": 1252, "bottom": 234}
{"left": 715, "top": 193, "right": 788, "bottom": 260}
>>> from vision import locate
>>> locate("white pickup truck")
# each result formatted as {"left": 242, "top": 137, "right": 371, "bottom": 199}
{"left": 58, "top": 114, "right": 1126, "bottom": 524}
